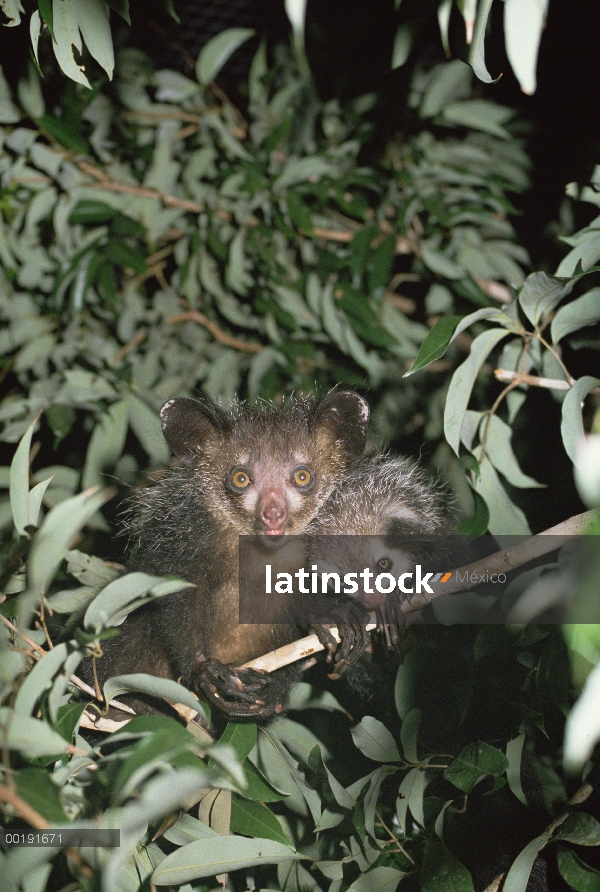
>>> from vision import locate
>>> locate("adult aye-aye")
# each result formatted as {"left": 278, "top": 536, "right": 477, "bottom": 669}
{"left": 90, "top": 390, "right": 369, "bottom": 718}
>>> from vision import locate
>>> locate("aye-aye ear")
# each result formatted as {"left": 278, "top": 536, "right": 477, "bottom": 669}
{"left": 313, "top": 391, "right": 370, "bottom": 458}
{"left": 160, "top": 398, "right": 226, "bottom": 463}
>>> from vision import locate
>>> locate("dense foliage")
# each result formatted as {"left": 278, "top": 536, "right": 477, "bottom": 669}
{"left": 2, "top": 0, "right": 550, "bottom": 95}
{"left": 1, "top": 30, "right": 600, "bottom": 892}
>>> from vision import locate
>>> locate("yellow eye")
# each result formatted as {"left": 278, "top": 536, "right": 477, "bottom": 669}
{"left": 293, "top": 467, "right": 312, "bottom": 488}
{"left": 377, "top": 557, "right": 391, "bottom": 571}
{"left": 230, "top": 468, "right": 251, "bottom": 490}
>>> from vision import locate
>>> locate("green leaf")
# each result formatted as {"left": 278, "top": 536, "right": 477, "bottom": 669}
{"left": 518, "top": 271, "right": 575, "bottom": 327}
{"left": 482, "top": 414, "right": 545, "bottom": 488}
{"left": 391, "top": 24, "right": 413, "bottom": 69}
{"left": 468, "top": 0, "right": 498, "bottom": 84}
{"left": 45, "top": 404, "right": 76, "bottom": 442}
{"left": 557, "top": 231, "right": 600, "bottom": 277}
{"left": 505, "top": 733, "right": 527, "bottom": 806}
{"left": 9, "top": 416, "right": 37, "bottom": 537}
{"left": 104, "top": 240, "right": 147, "bottom": 273}
{"left": 444, "top": 328, "right": 511, "bottom": 455}
{"left": 456, "top": 490, "right": 490, "bottom": 536}
{"left": 127, "top": 395, "right": 170, "bottom": 467}
{"left": 346, "top": 866, "right": 406, "bottom": 892}
{"left": 420, "top": 60, "right": 472, "bottom": 118}
{"left": 421, "top": 838, "right": 475, "bottom": 892}
{"left": 13, "top": 642, "right": 75, "bottom": 717}
{"left": 551, "top": 289, "right": 600, "bottom": 345}
{"left": 240, "top": 761, "right": 286, "bottom": 802}
{"left": 196, "top": 28, "right": 255, "bottom": 86}
{"left": 102, "top": 674, "right": 208, "bottom": 719}
{"left": 84, "top": 572, "right": 193, "bottom": 633}
{"left": 26, "top": 486, "right": 110, "bottom": 603}
{"left": 0, "top": 708, "right": 71, "bottom": 758}
{"left": 1, "top": 0, "right": 24, "bottom": 26}
{"left": 351, "top": 716, "right": 401, "bottom": 762}
{"left": 77, "top": 0, "right": 114, "bottom": 78}
{"left": 367, "top": 235, "right": 396, "bottom": 296}
{"left": 67, "top": 549, "right": 119, "bottom": 588}
{"left": 504, "top": 0, "right": 548, "bottom": 95}
{"left": 16, "top": 769, "right": 68, "bottom": 823}
{"left": 555, "top": 813, "right": 600, "bottom": 846}
{"left": 561, "top": 377, "right": 600, "bottom": 464}
{"left": 82, "top": 399, "right": 129, "bottom": 490}
{"left": 420, "top": 243, "right": 464, "bottom": 279}
{"left": 38, "top": 114, "right": 89, "bottom": 153}
{"left": 38, "top": 0, "right": 54, "bottom": 38}
{"left": 230, "top": 798, "right": 291, "bottom": 846}
{"left": 403, "top": 315, "right": 462, "bottom": 376}
{"left": 399, "top": 708, "right": 421, "bottom": 763}
{"left": 273, "top": 156, "right": 336, "bottom": 191}
{"left": 55, "top": 701, "right": 87, "bottom": 742}
{"left": 152, "top": 836, "right": 299, "bottom": 885}
{"left": 443, "top": 100, "right": 511, "bottom": 138}
{"left": 474, "top": 454, "right": 531, "bottom": 535}
{"left": 444, "top": 741, "right": 508, "bottom": 793}
{"left": 503, "top": 832, "right": 553, "bottom": 892}
{"left": 557, "top": 846, "right": 600, "bottom": 892}
{"left": 68, "top": 200, "right": 117, "bottom": 224}
{"left": 106, "top": 0, "right": 130, "bottom": 24}
{"left": 219, "top": 721, "right": 257, "bottom": 762}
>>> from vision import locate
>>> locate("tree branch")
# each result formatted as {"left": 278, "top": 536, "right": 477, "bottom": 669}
{"left": 243, "top": 510, "right": 596, "bottom": 673}
{"left": 76, "top": 160, "right": 204, "bottom": 214}
{"left": 168, "top": 311, "right": 263, "bottom": 354}
{"left": 495, "top": 369, "right": 571, "bottom": 390}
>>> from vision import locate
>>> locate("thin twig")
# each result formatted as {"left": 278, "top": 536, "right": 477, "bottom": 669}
{"left": 122, "top": 109, "right": 202, "bottom": 124}
{"left": 168, "top": 311, "right": 263, "bottom": 354}
{"left": 495, "top": 368, "right": 600, "bottom": 393}
{"left": 112, "top": 331, "right": 147, "bottom": 364}
{"left": 312, "top": 227, "right": 353, "bottom": 243}
{"left": 76, "top": 160, "right": 204, "bottom": 214}
{"left": 536, "top": 332, "right": 576, "bottom": 385}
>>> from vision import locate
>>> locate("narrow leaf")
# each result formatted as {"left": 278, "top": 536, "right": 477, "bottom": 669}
{"left": 351, "top": 717, "right": 401, "bottom": 762}
{"left": 51, "top": 0, "right": 90, "bottom": 87}
{"left": 504, "top": 0, "right": 549, "bottom": 94}
{"left": 230, "top": 798, "right": 291, "bottom": 846}
{"left": 444, "top": 328, "right": 511, "bottom": 455}
{"left": 196, "top": 28, "right": 255, "bottom": 86}
{"left": 557, "top": 846, "right": 600, "bottom": 891}
{"left": 551, "top": 289, "right": 600, "bottom": 344}
{"left": 9, "top": 416, "right": 37, "bottom": 537}
{"left": 561, "top": 377, "right": 600, "bottom": 464}
{"left": 503, "top": 832, "right": 553, "bottom": 892}
{"left": 519, "top": 271, "right": 574, "bottom": 326}
{"left": 152, "top": 837, "right": 299, "bottom": 885}
{"left": 403, "top": 316, "right": 462, "bottom": 377}
{"left": 483, "top": 415, "right": 545, "bottom": 488}
{"left": 468, "top": 0, "right": 499, "bottom": 84}
{"left": 77, "top": 0, "right": 114, "bottom": 78}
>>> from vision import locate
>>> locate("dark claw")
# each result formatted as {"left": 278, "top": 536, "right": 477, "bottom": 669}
{"left": 310, "top": 622, "right": 338, "bottom": 654}
{"left": 191, "top": 658, "right": 278, "bottom": 719}
{"left": 311, "top": 600, "right": 373, "bottom": 679}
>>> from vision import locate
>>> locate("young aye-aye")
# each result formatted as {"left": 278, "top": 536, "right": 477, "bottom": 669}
{"left": 306, "top": 455, "right": 453, "bottom": 676}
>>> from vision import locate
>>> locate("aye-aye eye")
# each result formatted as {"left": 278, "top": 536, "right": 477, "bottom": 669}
{"left": 377, "top": 557, "right": 392, "bottom": 571}
{"left": 292, "top": 467, "right": 313, "bottom": 488}
{"left": 229, "top": 467, "right": 252, "bottom": 491}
